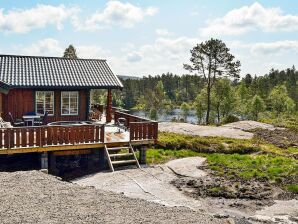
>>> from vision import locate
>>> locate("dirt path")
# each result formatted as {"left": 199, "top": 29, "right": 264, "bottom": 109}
{"left": 0, "top": 170, "right": 222, "bottom": 224}
{"left": 159, "top": 120, "right": 278, "bottom": 139}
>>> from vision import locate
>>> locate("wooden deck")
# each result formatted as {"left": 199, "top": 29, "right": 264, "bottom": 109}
{"left": 0, "top": 111, "right": 158, "bottom": 155}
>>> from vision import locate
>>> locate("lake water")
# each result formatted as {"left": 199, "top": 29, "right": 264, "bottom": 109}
{"left": 131, "top": 109, "right": 199, "bottom": 124}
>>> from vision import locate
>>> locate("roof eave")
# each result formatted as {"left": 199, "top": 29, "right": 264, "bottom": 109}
{"left": 7, "top": 85, "right": 123, "bottom": 90}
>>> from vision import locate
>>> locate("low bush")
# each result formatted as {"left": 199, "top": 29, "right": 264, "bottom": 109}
{"left": 221, "top": 114, "right": 240, "bottom": 124}
{"left": 158, "top": 132, "right": 261, "bottom": 154}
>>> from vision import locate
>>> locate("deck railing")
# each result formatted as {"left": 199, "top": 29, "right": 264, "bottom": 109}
{"left": 0, "top": 124, "right": 104, "bottom": 150}
{"left": 0, "top": 111, "right": 158, "bottom": 151}
{"left": 114, "top": 111, "right": 158, "bottom": 142}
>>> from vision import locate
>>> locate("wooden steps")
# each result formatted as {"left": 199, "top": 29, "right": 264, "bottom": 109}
{"left": 104, "top": 143, "right": 140, "bottom": 172}
{"left": 111, "top": 160, "right": 138, "bottom": 165}
{"left": 109, "top": 153, "right": 134, "bottom": 158}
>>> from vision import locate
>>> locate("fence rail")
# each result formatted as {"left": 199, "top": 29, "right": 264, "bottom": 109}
{"left": 0, "top": 124, "right": 104, "bottom": 150}
{"left": 114, "top": 111, "right": 158, "bottom": 142}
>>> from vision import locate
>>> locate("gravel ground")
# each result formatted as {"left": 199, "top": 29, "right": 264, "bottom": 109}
{"left": 0, "top": 171, "right": 223, "bottom": 224}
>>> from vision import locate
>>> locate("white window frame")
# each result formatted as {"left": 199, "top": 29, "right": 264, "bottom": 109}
{"left": 61, "top": 91, "right": 79, "bottom": 116}
{"left": 35, "top": 91, "right": 55, "bottom": 116}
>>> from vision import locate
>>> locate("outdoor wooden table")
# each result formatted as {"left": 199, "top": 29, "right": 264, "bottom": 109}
{"left": 22, "top": 115, "right": 41, "bottom": 126}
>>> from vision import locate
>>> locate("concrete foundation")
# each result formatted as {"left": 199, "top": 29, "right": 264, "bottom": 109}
{"left": 40, "top": 152, "right": 48, "bottom": 171}
{"left": 49, "top": 152, "right": 59, "bottom": 175}
{"left": 139, "top": 147, "right": 147, "bottom": 165}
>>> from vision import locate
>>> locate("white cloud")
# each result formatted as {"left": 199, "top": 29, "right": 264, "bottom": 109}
{"left": 251, "top": 40, "right": 298, "bottom": 55}
{"left": 155, "top": 28, "right": 171, "bottom": 36}
{"left": 74, "top": 1, "right": 158, "bottom": 31}
{"left": 201, "top": 2, "right": 298, "bottom": 36}
{"left": 22, "top": 38, "right": 63, "bottom": 56}
{"left": 116, "top": 36, "right": 201, "bottom": 75}
{"left": 18, "top": 37, "right": 298, "bottom": 77}
{"left": 22, "top": 38, "right": 111, "bottom": 60}
{"left": 0, "top": 4, "right": 78, "bottom": 33}
{"left": 76, "top": 45, "right": 111, "bottom": 59}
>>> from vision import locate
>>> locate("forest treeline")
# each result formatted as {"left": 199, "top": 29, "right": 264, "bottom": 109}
{"left": 91, "top": 66, "right": 298, "bottom": 124}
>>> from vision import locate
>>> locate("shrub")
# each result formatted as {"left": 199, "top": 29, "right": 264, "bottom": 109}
{"left": 222, "top": 114, "right": 239, "bottom": 124}
{"left": 158, "top": 132, "right": 260, "bottom": 154}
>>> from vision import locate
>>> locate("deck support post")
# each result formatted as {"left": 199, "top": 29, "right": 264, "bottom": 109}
{"left": 106, "top": 89, "right": 112, "bottom": 123}
{"left": 40, "top": 152, "right": 48, "bottom": 173}
{"left": 98, "top": 149, "right": 106, "bottom": 169}
{"left": 49, "top": 152, "right": 58, "bottom": 175}
{"left": 139, "top": 146, "right": 147, "bottom": 165}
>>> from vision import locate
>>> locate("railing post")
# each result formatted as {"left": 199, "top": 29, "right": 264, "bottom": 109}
{"left": 154, "top": 122, "right": 158, "bottom": 144}
{"left": 106, "top": 89, "right": 112, "bottom": 123}
{"left": 100, "top": 125, "right": 105, "bottom": 143}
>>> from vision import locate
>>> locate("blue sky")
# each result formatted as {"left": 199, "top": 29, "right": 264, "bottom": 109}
{"left": 0, "top": 0, "right": 298, "bottom": 77}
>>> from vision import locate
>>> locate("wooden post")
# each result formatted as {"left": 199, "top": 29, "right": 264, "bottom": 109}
{"left": 106, "top": 89, "right": 112, "bottom": 123}
{"left": 0, "top": 93, "right": 3, "bottom": 117}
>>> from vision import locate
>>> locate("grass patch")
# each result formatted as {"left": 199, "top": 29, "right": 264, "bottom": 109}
{"left": 259, "top": 113, "right": 298, "bottom": 133}
{"left": 158, "top": 132, "right": 297, "bottom": 157}
{"left": 151, "top": 132, "right": 297, "bottom": 193}
{"left": 144, "top": 148, "right": 200, "bottom": 164}
{"left": 204, "top": 153, "right": 298, "bottom": 184}
{"left": 285, "top": 184, "right": 298, "bottom": 193}
{"left": 144, "top": 148, "right": 298, "bottom": 192}
{"left": 158, "top": 132, "right": 261, "bottom": 154}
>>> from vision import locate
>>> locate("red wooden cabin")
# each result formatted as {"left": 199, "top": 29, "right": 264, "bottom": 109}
{"left": 0, "top": 54, "right": 121, "bottom": 124}
{"left": 0, "top": 54, "right": 157, "bottom": 172}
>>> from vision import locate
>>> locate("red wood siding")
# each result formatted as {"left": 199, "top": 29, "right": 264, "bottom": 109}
{"left": 0, "top": 93, "right": 3, "bottom": 117}
{"left": 2, "top": 89, "right": 88, "bottom": 123}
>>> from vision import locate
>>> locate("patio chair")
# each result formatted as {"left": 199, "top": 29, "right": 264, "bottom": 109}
{"left": 116, "top": 117, "right": 127, "bottom": 133}
{"left": 89, "top": 110, "right": 102, "bottom": 122}
{"left": 0, "top": 117, "right": 12, "bottom": 128}
{"left": 8, "top": 112, "right": 25, "bottom": 127}
{"left": 34, "top": 111, "right": 48, "bottom": 126}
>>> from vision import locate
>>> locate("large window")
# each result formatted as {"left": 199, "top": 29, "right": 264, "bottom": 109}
{"left": 61, "top": 91, "right": 79, "bottom": 115}
{"left": 35, "top": 91, "right": 54, "bottom": 115}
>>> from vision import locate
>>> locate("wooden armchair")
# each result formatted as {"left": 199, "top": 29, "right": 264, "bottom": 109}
{"left": 8, "top": 112, "right": 25, "bottom": 127}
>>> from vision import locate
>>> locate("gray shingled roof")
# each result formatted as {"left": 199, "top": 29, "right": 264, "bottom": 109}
{"left": 0, "top": 55, "right": 123, "bottom": 89}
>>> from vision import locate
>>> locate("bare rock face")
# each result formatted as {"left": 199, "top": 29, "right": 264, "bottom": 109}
{"left": 222, "top": 121, "right": 278, "bottom": 131}
{"left": 165, "top": 157, "right": 207, "bottom": 178}
{"left": 159, "top": 120, "right": 285, "bottom": 140}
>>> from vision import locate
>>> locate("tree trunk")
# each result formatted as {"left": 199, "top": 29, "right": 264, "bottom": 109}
{"left": 206, "top": 84, "right": 211, "bottom": 124}
{"left": 217, "top": 102, "right": 220, "bottom": 124}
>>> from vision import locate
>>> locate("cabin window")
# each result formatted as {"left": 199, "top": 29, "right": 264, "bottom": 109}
{"left": 35, "top": 91, "right": 54, "bottom": 115}
{"left": 61, "top": 91, "right": 79, "bottom": 115}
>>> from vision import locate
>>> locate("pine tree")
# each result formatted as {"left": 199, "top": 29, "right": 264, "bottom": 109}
{"left": 63, "top": 45, "right": 78, "bottom": 59}
{"left": 184, "top": 38, "right": 241, "bottom": 124}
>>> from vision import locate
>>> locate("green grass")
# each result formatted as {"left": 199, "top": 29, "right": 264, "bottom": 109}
{"left": 204, "top": 153, "right": 298, "bottom": 183}
{"left": 285, "top": 184, "right": 298, "bottom": 193}
{"left": 143, "top": 148, "right": 200, "bottom": 164}
{"left": 144, "top": 148, "right": 298, "bottom": 191}
{"left": 158, "top": 132, "right": 297, "bottom": 157}
{"left": 158, "top": 132, "right": 261, "bottom": 154}
{"left": 259, "top": 113, "right": 298, "bottom": 132}
{"left": 148, "top": 132, "right": 298, "bottom": 193}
